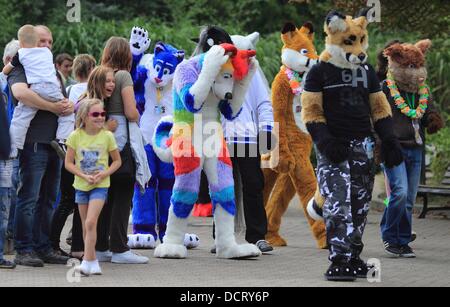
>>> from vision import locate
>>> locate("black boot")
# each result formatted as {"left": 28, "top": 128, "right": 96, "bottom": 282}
{"left": 324, "top": 261, "right": 357, "bottom": 282}
{"left": 350, "top": 257, "right": 375, "bottom": 279}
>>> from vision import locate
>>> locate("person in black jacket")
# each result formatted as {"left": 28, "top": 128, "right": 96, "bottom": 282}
{"left": 377, "top": 39, "right": 444, "bottom": 258}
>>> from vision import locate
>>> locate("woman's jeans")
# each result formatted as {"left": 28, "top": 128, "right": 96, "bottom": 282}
{"left": 381, "top": 147, "right": 422, "bottom": 246}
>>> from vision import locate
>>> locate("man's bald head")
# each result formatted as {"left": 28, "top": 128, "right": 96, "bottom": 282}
{"left": 35, "top": 25, "right": 53, "bottom": 50}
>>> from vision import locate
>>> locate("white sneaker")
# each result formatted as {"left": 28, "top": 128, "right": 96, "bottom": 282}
{"left": 96, "top": 250, "right": 113, "bottom": 262}
{"left": 77, "top": 260, "right": 91, "bottom": 276}
{"left": 111, "top": 250, "right": 149, "bottom": 264}
{"left": 90, "top": 260, "right": 102, "bottom": 275}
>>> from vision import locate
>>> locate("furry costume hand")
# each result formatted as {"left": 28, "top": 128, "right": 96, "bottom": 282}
{"left": 317, "top": 137, "right": 350, "bottom": 164}
{"left": 130, "top": 26, "right": 151, "bottom": 56}
{"left": 426, "top": 112, "right": 444, "bottom": 134}
{"left": 202, "top": 45, "right": 230, "bottom": 81}
{"left": 373, "top": 117, "right": 403, "bottom": 168}
{"left": 188, "top": 45, "right": 230, "bottom": 108}
{"left": 231, "top": 57, "right": 258, "bottom": 107}
{"left": 306, "top": 122, "right": 349, "bottom": 164}
{"left": 381, "top": 137, "right": 404, "bottom": 168}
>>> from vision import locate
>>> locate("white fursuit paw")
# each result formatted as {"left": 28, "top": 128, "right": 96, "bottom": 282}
{"left": 216, "top": 243, "right": 261, "bottom": 259}
{"left": 184, "top": 233, "right": 200, "bottom": 249}
{"left": 154, "top": 243, "right": 187, "bottom": 259}
{"left": 130, "top": 26, "right": 151, "bottom": 56}
{"left": 127, "top": 234, "right": 156, "bottom": 249}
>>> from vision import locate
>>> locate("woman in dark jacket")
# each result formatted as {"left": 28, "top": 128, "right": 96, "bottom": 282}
{"left": 377, "top": 39, "right": 444, "bottom": 258}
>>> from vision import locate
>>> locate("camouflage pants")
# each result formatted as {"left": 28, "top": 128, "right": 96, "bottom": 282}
{"left": 316, "top": 137, "right": 376, "bottom": 263}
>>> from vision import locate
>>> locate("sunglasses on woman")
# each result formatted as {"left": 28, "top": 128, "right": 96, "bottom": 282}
{"left": 89, "top": 111, "right": 107, "bottom": 118}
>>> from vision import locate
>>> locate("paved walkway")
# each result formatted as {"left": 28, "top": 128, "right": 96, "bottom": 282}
{"left": 1, "top": 194, "right": 449, "bottom": 287}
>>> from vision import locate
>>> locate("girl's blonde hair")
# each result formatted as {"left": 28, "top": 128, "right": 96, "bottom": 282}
{"left": 79, "top": 65, "right": 114, "bottom": 101}
{"left": 76, "top": 98, "right": 104, "bottom": 128}
{"left": 72, "top": 54, "right": 96, "bottom": 81}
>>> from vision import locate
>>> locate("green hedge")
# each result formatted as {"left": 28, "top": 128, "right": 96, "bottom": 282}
{"left": 48, "top": 18, "right": 449, "bottom": 110}
{"left": 47, "top": 18, "right": 449, "bottom": 176}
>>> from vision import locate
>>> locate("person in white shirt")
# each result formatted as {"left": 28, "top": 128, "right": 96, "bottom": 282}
{"left": 66, "top": 54, "right": 96, "bottom": 104}
{"left": 2, "top": 25, "right": 74, "bottom": 156}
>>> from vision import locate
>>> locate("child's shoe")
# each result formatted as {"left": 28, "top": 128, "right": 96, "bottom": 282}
{"left": 77, "top": 260, "right": 91, "bottom": 276}
{"left": 89, "top": 260, "right": 102, "bottom": 275}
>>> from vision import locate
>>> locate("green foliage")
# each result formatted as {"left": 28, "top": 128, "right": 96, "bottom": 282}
{"left": 427, "top": 120, "right": 450, "bottom": 184}
{"left": 0, "top": 0, "right": 448, "bottom": 176}
{"left": 0, "top": 0, "right": 18, "bottom": 47}
{"left": 426, "top": 37, "right": 450, "bottom": 112}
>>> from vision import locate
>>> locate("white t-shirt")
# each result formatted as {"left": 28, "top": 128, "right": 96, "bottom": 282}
{"left": 16, "top": 47, "right": 59, "bottom": 86}
{"left": 222, "top": 69, "right": 274, "bottom": 144}
{"left": 68, "top": 82, "right": 87, "bottom": 103}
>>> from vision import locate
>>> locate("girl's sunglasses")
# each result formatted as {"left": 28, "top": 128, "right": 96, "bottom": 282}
{"left": 89, "top": 112, "right": 107, "bottom": 118}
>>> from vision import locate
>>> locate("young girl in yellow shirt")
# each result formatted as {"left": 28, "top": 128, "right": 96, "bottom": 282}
{"left": 65, "top": 98, "right": 121, "bottom": 276}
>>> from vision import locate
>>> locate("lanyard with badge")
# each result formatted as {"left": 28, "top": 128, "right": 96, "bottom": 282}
{"left": 154, "top": 87, "right": 166, "bottom": 115}
{"left": 405, "top": 92, "right": 423, "bottom": 145}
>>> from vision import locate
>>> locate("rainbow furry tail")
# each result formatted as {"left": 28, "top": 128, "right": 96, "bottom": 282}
{"left": 152, "top": 115, "right": 174, "bottom": 163}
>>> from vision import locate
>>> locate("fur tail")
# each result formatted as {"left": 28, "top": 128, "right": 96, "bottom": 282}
{"left": 152, "top": 115, "right": 174, "bottom": 163}
{"left": 306, "top": 188, "right": 325, "bottom": 221}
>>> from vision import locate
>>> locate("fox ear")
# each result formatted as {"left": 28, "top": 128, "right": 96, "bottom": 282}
{"left": 281, "top": 22, "right": 297, "bottom": 41}
{"left": 325, "top": 10, "right": 348, "bottom": 33}
{"left": 154, "top": 42, "right": 166, "bottom": 55}
{"left": 384, "top": 43, "right": 404, "bottom": 61}
{"left": 282, "top": 22, "right": 296, "bottom": 34}
{"left": 299, "top": 21, "right": 314, "bottom": 41}
{"left": 174, "top": 50, "right": 185, "bottom": 63}
{"left": 247, "top": 32, "right": 260, "bottom": 47}
{"left": 415, "top": 39, "right": 432, "bottom": 55}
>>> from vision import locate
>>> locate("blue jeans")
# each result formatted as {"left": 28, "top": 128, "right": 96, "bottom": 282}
{"left": 381, "top": 147, "right": 422, "bottom": 246}
{"left": 75, "top": 188, "right": 109, "bottom": 204}
{"left": 14, "top": 143, "right": 62, "bottom": 254}
{"left": 7, "top": 158, "right": 19, "bottom": 238}
{"left": 0, "top": 187, "right": 11, "bottom": 260}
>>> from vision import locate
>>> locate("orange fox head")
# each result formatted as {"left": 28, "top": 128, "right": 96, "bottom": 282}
{"left": 321, "top": 8, "right": 371, "bottom": 69}
{"left": 280, "top": 22, "right": 319, "bottom": 73}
